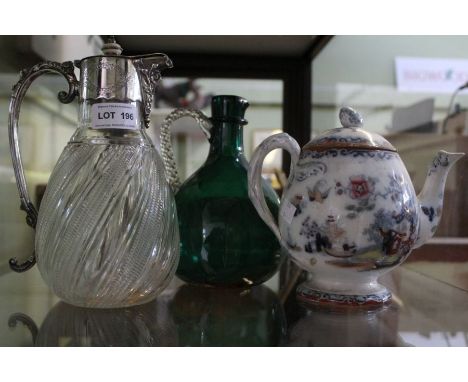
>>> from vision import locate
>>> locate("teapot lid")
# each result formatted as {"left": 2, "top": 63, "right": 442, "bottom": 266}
{"left": 303, "top": 107, "right": 396, "bottom": 152}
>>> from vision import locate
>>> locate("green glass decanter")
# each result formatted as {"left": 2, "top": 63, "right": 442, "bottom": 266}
{"left": 160, "top": 95, "right": 282, "bottom": 286}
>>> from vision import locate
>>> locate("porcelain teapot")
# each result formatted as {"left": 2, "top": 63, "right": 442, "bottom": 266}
{"left": 8, "top": 38, "right": 179, "bottom": 308}
{"left": 248, "top": 107, "right": 464, "bottom": 306}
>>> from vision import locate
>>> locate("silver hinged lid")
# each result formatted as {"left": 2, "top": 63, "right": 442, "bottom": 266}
{"left": 77, "top": 37, "right": 172, "bottom": 102}
{"left": 75, "top": 37, "right": 173, "bottom": 128}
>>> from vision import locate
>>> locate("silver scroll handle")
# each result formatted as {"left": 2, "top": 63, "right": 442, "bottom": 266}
{"left": 159, "top": 108, "right": 212, "bottom": 193}
{"left": 8, "top": 61, "right": 79, "bottom": 272}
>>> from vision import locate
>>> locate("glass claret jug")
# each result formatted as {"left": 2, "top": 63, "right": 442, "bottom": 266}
{"left": 8, "top": 38, "right": 179, "bottom": 308}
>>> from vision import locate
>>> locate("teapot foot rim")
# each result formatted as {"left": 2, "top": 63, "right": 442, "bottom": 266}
{"left": 296, "top": 283, "right": 392, "bottom": 308}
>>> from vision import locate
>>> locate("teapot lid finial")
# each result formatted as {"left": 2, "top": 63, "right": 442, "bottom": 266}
{"left": 339, "top": 106, "right": 363, "bottom": 129}
{"left": 101, "top": 36, "right": 123, "bottom": 56}
{"left": 302, "top": 105, "right": 397, "bottom": 152}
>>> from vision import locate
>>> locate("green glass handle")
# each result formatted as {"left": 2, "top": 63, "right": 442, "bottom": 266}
{"left": 159, "top": 108, "right": 212, "bottom": 192}
{"left": 248, "top": 133, "right": 300, "bottom": 242}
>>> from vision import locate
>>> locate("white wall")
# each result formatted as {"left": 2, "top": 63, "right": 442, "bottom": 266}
{"left": 313, "top": 36, "right": 468, "bottom": 134}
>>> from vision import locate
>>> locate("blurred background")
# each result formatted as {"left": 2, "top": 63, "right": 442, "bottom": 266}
{"left": 2, "top": 36, "right": 467, "bottom": 252}
{"left": 2, "top": 35, "right": 468, "bottom": 259}
{"left": 0, "top": 35, "right": 467, "bottom": 346}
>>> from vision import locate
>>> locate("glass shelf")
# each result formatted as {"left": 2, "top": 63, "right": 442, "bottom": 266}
{"left": 0, "top": 258, "right": 467, "bottom": 346}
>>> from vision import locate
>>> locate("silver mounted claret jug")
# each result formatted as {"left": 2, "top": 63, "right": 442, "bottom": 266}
{"left": 8, "top": 37, "right": 179, "bottom": 308}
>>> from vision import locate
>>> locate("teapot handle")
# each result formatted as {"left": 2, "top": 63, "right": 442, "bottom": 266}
{"left": 8, "top": 61, "right": 79, "bottom": 272}
{"left": 248, "top": 133, "right": 300, "bottom": 242}
{"left": 159, "top": 108, "right": 212, "bottom": 192}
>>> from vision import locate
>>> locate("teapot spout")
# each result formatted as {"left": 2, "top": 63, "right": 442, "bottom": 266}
{"left": 414, "top": 150, "right": 464, "bottom": 248}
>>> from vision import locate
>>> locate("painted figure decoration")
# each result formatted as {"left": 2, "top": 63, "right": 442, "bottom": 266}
{"left": 248, "top": 106, "right": 464, "bottom": 306}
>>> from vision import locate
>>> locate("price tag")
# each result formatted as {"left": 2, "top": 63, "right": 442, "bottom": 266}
{"left": 280, "top": 200, "right": 296, "bottom": 225}
{"left": 91, "top": 103, "right": 138, "bottom": 130}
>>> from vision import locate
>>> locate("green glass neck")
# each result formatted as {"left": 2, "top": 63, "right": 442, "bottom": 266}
{"left": 207, "top": 121, "right": 244, "bottom": 160}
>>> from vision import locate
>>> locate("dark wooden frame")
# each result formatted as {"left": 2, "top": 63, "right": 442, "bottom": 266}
{"left": 125, "top": 35, "right": 333, "bottom": 171}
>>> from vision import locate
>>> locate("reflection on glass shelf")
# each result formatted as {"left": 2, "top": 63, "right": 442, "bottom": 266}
{"left": 5, "top": 284, "right": 286, "bottom": 347}
{"left": 288, "top": 303, "right": 408, "bottom": 347}
{"left": 170, "top": 285, "right": 286, "bottom": 346}
{"left": 1, "top": 245, "right": 468, "bottom": 346}
{"left": 400, "top": 332, "right": 468, "bottom": 347}
{"left": 16, "top": 298, "right": 177, "bottom": 346}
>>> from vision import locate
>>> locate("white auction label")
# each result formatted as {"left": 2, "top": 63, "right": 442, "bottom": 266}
{"left": 280, "top": 200, "right": 297, "bottom": 225}
{"left": 91, "top": 103, "right": 138, "bottom": 130}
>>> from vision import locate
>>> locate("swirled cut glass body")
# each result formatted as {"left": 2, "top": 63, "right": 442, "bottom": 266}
{"left": 35, "top": 140, "right": 179, "bottom": 308}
